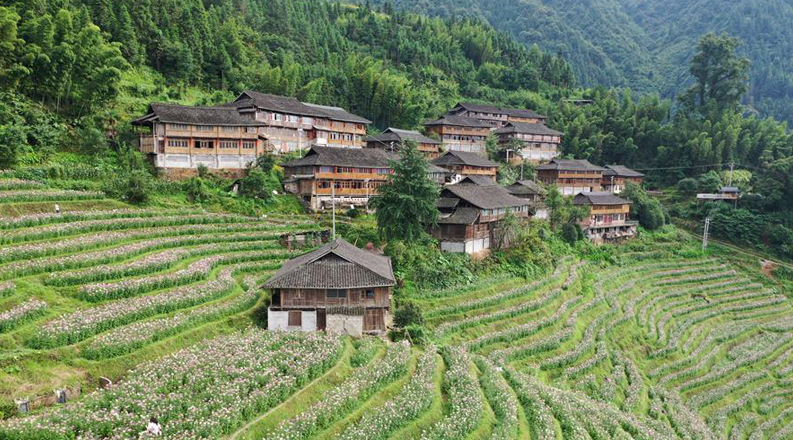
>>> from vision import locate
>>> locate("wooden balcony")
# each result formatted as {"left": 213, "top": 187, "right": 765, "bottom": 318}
{"left": 139, "top": 136, "right": 155, "bottom": 154}
{"left": 315, "top": 172, "right": 389, "bottom": 180}
{"left": 280, "top": 296, "right": 389, "bottom": 308}
{"left": 314, "top": 187, "right": 375, "bottom": 196}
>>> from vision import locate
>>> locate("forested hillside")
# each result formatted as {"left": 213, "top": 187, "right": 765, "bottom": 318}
{"left": 374, "top": 0, "right": 793, "bottom": 125}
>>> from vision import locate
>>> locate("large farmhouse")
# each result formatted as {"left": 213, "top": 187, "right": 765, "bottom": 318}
{"left": 573, "top": 192, "right": 638, "bottom": 243}
{"left": 263, "top": 238, "right": 395, "bottom": 336}
{"left": 536, "top": 158, "right": 606, "bottom": 195}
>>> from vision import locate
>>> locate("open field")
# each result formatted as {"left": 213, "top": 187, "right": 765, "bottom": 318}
{"left": 1, "top": 178, "right": 792, "bottom": 440}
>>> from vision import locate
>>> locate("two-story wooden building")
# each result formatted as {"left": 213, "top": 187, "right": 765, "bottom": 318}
{"left": 431, "top": 151, "right": 500, "bottom": 182}
{"left": 423, "top": 115, "right": 491, "bottom": 156}
{"left": 282, "top": 146, "right": 397, "bottom": 210}
{"left": 447, "top": 102, "right": 547, "bottom": 128}
{"left": 601, "top": 165, "right": 644, "bottom": 194}
{"left": 536, "top": 158, "right": 606, "bottom": 195}
{"left": 573, "top": 192, "right": 638, "bottom": 243}
{"left": 226, "top": 91, "right": 371, "bottom": 152}
{"left": 506, "top": 180, "right": 548, "bottom": 219}
{"left": 365, "top": 127, "right": 444, "bottom": 159}
{"left": 263, "top": 238, "right": 395, "bottom": 336}
{"left": 432, "top": 184, "right": 530, "bottom": 254}
{"left": 132, "top": 103, "right": 268, "bottom": 178}
{"left": 494, "top": 122, "right": 563, "bottom": 164}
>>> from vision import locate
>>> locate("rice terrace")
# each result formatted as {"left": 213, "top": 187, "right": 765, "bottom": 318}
{"left": 0, "top": 174, "right": 791, "bottom": 440}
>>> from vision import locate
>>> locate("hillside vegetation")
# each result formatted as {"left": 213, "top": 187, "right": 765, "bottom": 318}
{"left": 374, "top": 0, "right": 793, "bottom": 125}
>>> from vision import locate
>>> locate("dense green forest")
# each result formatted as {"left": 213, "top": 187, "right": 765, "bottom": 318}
{"left": 373, "top": 0, "right": 793, "bottom": 126}
{"left": 1, "top": 0, "right": 793, "bottom": 260}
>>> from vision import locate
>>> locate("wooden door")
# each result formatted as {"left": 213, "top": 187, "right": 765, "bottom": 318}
{"left": 363, "top": 309, "right": 384, "bottom": 332}
{"left": 316, "top": 309, "right": 326, "bottom": 330}
{"left": 288, "top": 310, "right": 302, "bottom": 327}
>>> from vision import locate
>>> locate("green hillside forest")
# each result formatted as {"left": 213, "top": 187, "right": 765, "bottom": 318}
{"left": 373, "top": 0, "right": 793, "bottom": 126}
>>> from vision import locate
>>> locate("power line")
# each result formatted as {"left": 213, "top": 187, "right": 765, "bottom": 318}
{"left": 631, "top": 163, "right": 733, "bottom": 172}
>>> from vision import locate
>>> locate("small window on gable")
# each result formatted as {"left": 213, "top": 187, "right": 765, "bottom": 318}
{"left": 364, "top": 289, "right": 375, "bottom": 299}
{"left": 327, "top": 289, "right": 347, "bottom": 299}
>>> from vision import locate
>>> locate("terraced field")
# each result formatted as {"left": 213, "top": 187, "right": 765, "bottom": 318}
{"left": 2, "top": 176, "right": 792, "bottom": 440}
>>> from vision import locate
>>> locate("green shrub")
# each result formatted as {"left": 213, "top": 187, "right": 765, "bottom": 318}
{"left": 677, "top": 177, "right": 698, "bottom": 194}
{"left": 394, "top": 301, "right": 424, "bottom": 328}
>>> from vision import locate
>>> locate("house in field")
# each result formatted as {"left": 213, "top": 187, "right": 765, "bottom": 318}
{"left": 263, "top": 238, "right": 395, "bottom": 336}
{"left": 281, "top": 146, "right": 396, "bottom": 211}
{"left": 423, "top": 115, "right": 491, "bottom": 156}
{"left": 573, "top": 192, "right": 638, "bottom": 243}
{"left": 432, "top": 184, "right": 530, "bottom": 254}
{"left": 431, "top": 151, "right": 500, "bottom": 182}
{"left": 132, "top": 103, "right": 268, "bottom": 178}
{"left": 536, "top": 158, "right": 606, "bottom": 195}
{"left": 225, "top": 91, "right": 371, "bottom": 152}
{"left": 365, "top": 127, "right": 444, "bottom": 159}
{"left": 447, "top": 102, "right": 547, "bottom": 128}
{"left": 494, "top": 122, "right": 563, "bottom": 164}
{"left": 601, "top": 165, "right": 644, "bottom": 193}
{"left": 696, "top": 186, "right": 741, "bottom": 206}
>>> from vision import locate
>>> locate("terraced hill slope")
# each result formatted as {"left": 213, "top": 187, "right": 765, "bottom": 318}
{"left": 1, "top": 175, "right": 792, "bottom": 440}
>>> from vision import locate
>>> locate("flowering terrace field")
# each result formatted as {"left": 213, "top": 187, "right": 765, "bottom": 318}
{"left": 2, "top": 177, "right": 793, "bottom": 440}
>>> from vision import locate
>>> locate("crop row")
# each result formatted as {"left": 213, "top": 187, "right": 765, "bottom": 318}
{"left": 419, "top": 347, "right": 483, "bottom": 440}
{"left": 268, "top": 341, "right": 411, "bottom": 440}
{"left": 473, "top": 356, "right": 519, "bottom": 440}
{"left": 654, "top": 269, "right": 737, "bottom": 287}
{"left": 0, "top": 222, "right": 308, "bottom": 263}
{"left": 505, "top": 367, "right": 557, "bottom": 440}
{"left": 0, "top": 189, "right": 104, "bottom": 203}
{"left": 350, "top": 337, "right": 383, "bottom": 367}
{"left": 0, "top": 298, "right": 47, "bottom": 332}
{"left": 540, "top": 297, "right": 612, "bottom": 371}
{"left": 0, "top": 281, "right": 13, "bottom": 296}
{"left": 75, "top": 250, "right": 290, "bottom": 302}
{"left": 647, "top": 387, "right": 717, "bottom": 440}
{"left": 28, "top": 260, "right": 281, "bottom": 348}
{"left": 709, "top": 382, "right": 772, "bottom": 434}
{"left": 0, "top": 208, "right": 204, "bottom": 229}
{"left": 0, "top": 179, "right": 45, "bottom": 190}
{"left": 0, "top": 231, "right": 283, "bottom": 278}
{"left": 748, "top": 407, "right": 793, "bottom": 440}
{"left": 688, "top": 370, "right": 767, "bottom": 409}
{"left": 427, "top": 261, "right": 568, "bottom": 319}
{"left": 0, "top": 213, "right": 260, "bottom": 244}
{"left": 46, "top": 240, "right": 280, "bottom": 286}
{"left": 0, "top": 330, "right": 343, "bottom": 440}
{"left": 82, "top": 286, "right": 262, "bottom": 359}
{"left": 336, "top": 347, "right": 438, "bottom": 440}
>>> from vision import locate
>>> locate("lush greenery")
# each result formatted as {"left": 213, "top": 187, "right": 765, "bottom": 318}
{"left": 373, "top": 0, "right": 793, "bottom": 126}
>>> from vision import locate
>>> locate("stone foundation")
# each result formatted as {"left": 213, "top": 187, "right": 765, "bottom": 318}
{"left": 156, "top": 167, "right": 249, "bottom": 181}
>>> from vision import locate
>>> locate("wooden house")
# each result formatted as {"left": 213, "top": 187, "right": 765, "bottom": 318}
{"left": 431, "top": 151, "right": 500, "bottom": 182}
{"left": 226, "top": 91, "right": 371, "bottom": 152}
{"left": 365, "top": 127, "right": 444, "bottom": 159}
{"left": 132, "top": 103, "right": 268, "bottom": 178}
{"left": 263, "top": 238, "right": 395, "bottom": 336}
{"left": 423, "top": 115, "right": 491, "bottom": 156}
{"left": 432, "top": 184, "right": 530, "bottom": 254}
{"left": 493, "top": 122, "right": 563, "bottom": 164}
{"left": 448, "top": 102, "right": 547, "bottom": 128}
{"left": 601, "top": 165, "right": 644, "bottom": 194}
{"left": 506, "top": 180, "right": 548, "bottom": 219}
{"left": 573, "top": 192, "right": 638, "bottom": 243}
{"left": 536, "top": 159, "right": 606, "bottom": 195}
{"left": 281, "top": 146, "right": 396, "bottom": 211}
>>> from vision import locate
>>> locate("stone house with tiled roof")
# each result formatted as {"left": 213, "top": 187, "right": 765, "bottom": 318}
{"left": 263, "top": 238, "right": 395, "bottom": 335}
{"left": 365, "top": 127, "right": 444, "bottom": 159}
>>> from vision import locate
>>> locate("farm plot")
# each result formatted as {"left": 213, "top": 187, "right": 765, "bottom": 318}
{"left": 0, "top": 179, "right": 325, "bottom": 409}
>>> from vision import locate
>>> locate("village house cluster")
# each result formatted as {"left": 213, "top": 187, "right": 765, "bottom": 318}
{"left": 134, "top": 93, "right": 644, "bottom": 253}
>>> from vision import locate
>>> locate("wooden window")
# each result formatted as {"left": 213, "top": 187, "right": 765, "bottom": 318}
{"left": 272, "top": 113, "right": 283, "bottom": 121}
{"left": 168, "top": 123, "right": 189, "bottom": 131}
{"left": 303, "top": 117, "right": 313, "bottom": 125}
{"left": 242, "top": 141, "right": 256, "bottom": 149}
{"left": 220, "top": 141, "right": 237, "bottom": 149}
{"left": 221, "top": 126, "right": 239, "bottom": 132}
{"left": 196, "top": 125, "right": 214, "bottom": 132}
{"left": 168, "top": 139, "right": 188, "bottom": 148}
{"left": 195, "top": 140, "right": 214, "bottom": 149}
{"left": 287, "top": 115, "right": 299, "bottom": 123}
{"left": 288, "top": 310, "right": 302, "bottom": 327}
{"left": 246, "top": 126, "right": 257, "bottom": 133}
{"left": 363, "top": 289, "right": 375, "bottom": 299}
{"left": 327, "top": 289, "right": 347, "bottom": 299}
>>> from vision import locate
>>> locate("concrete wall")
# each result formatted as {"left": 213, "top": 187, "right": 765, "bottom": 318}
{"left": 440, "top": 237, "right": 490, "bottom": 254}
{"left": 326, "top": 314, "right": 363, "bottom": 337}
{"left": 268, "top": 309, "right": 317, "bottom": 332}
{"left": 153, "top": 153, "right": 256, "bottom": 170}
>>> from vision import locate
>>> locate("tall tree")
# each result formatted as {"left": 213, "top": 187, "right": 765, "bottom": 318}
{"left": 680, "top": 33, "right": 750, "bottom": 115}
{"left": 370, "top": 141, "right": 439, "bottom": 242}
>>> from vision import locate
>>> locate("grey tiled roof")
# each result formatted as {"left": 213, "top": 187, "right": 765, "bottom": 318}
{"left": 423, "top": 114, "right": 492, "bottom": 128}
{"left": 456, "top": 175, "right": 498, "bottom": 186}
{"left": 536, "top": 159, "right": 606, "bottom": 172}
{"left": 573, "top": 192, "right": 632, "bottom": 206}
{"left": 230, "top": 91, "right": 371, "bottom": 124}
{"left": 454, "top": 102, "right": 547, "bottom": 120}
{"left": 437, "top": 207, "right": 481, "bottom": 225}
{"left": 442, "top": 185, "right": 530, "bottom": 210}
{"left": 603, "top": 165, "right": 644, "bottom": 177}
{"left": 263, "top": 238, "right": 395, "bottom": 289}
{"left": 431, "top": 151, "right": 500, "bottom": 168}
{"left": 133, "top": 103, "right": 266, "bottom": 126}
{"left": 365, "top": 127, "right": 441, "bottom": 145}
{"left": 494, "top": 122, "right": 563, "bottom": 136}
{"left": 283, "top": 146, "right": 398, "bottom": 168}
{"left": 507, "top": 180, "right": 545, "bottom": 195}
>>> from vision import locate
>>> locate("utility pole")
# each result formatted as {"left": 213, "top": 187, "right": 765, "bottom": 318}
{"left": 520, "top": 162, "right": 524, "bottom": 181}
{"left": 331, "top": 182, "right": 336, "bottom": 240}
{"left": 728, "top": 162, "right": 734, "bottom": 186}
{"left": 702, "top": 216, "right": 711, "bottom": 252}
